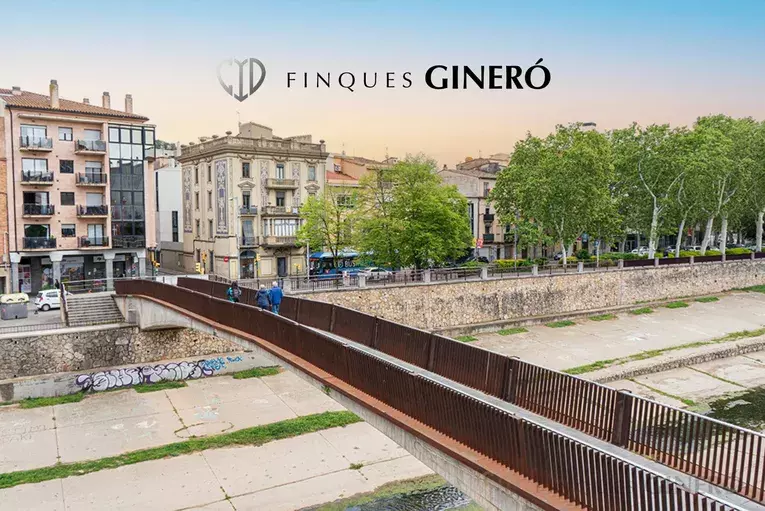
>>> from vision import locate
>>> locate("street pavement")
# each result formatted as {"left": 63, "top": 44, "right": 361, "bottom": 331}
{"left": 0, "top": 371, "right": 432, "bottom": 510}
{"left": 472, "top": 291, "right": 765, "bottom": 371}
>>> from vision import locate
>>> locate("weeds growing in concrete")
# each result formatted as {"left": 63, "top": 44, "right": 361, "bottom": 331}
{"left": 665, "top": 301, "right": 689, "bottom": 309}
{"left": 630, "top": 307, "right": 654, "bottom": 315}
{"left": 695, "top": 296, "right": 720, "bottom": 303}
{"left": 496, "top": 327, "right": 528, "bottom": 336}
{"left": 546, "top": 320, "right": 576, "bottom": 328}
{"left": 589, "top": 314, "right": 617, "bottom": 322}
{"left": 456, "top": 335, "right": 478, "bottom": 343}
{"left": 232, "top": 366, "right": 281, "bottom": 379}
{"left": 18, "top": 393, "right": 85, "bottom": 409}
{"left": 133, "top": 381, "right": 187, "bottom": 393}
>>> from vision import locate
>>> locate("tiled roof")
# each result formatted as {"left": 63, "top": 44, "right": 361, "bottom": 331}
{"left": 326, "top": 170, "right": 358, "bottom": 182}
{"left": 440, "top": 167, "right": 497, "bottom": 179}
{"left": 0, "top": 88, "right": 149, "bottom": 121}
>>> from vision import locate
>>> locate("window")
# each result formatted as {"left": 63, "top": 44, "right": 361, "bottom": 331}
{"left": 83, "top": 129, "right": 101, "bottom": 141}
{"left": 195, "top": 166, "right": 199, "bottom": 184}
{"left": 207, "top": 191, "right": 212, "bottom": 210}
{"left": 88, "top": 224, "right": 105, "bottom": 238}
{"left": 276, "top": 163, "right": 285, "bottom": 179}
{"left": 276, "top": 191, "right": 285, "bottom": 207}
{"left": 206, "top": 164, "right": 211, "bottom": 183}
{"left": 208, "top": 220, "right": 213, "bottom": 239}
{"left": 60, "top": 192, "right": 75, "bottom": 206}
{"left": 195, "top": 192, "right": 199, "bottom": 210}
{"left": 338, "top": 195, "right": 354, "bottom": 208}
{"left": 58, "top": 127, "right": 73, "bottom": 141}
{"left": 195, "top": 249, "right": 200, "bottom": 262}
{"left": 171, "top": 211, "right": 179, "bottom": 242}
{"left": 308, "top": 166, "right": 316, "bottom": 181}
{"left": 242, "top": 192, "right": 250, "bottom": 208}
{"left": 242, "top": 162, "right": 250, "bottom": 178}
{"left": 22, "top": 158, "right": 48, "bottom": 173}
{"left": 272, "top": 218, "right": 299, "bottom": 236}
{"left": 195, "top": 219, "right": 200, "bottom": 237}
{"left": 108, "top": 125, "right": 148, "bottom": 245}
{"left": 21, "top": 125, "right": 46, "bottom": 139}
{"left": 61, "top": 224, "right": 76, "bottom": 238}
{"left": 60, "top": 160, "right": 74, "bottom": 174}
{"left": 85, "top": 161, "right": 102, "bottom": 176}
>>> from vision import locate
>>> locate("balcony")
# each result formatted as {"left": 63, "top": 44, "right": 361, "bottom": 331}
{"left": 262, "top": 205, "right": 300, "bottom": 216}
{"left": 239, "top": 205, "right": 258, "bottom": 215}
{"left": 112, "top": 235, "right": 145, "bottom": 248}
{"left": 78, "top": 236, "right": 109, "bottom": 248}
{"left": 23, "top": 237, "right": 56, "bottom": 250}
{"left": 77, "top": 205, "right": 109, "bottom": 217}
{"left": 23, "top": 204, "right": 55, "bottom": 217}
{"left": 241, "top": 236, "right": 259, "bottom": 247}
{"left": 21, "top": 171, "right": 54, "bottom": 185}
{"left": 262, "top": 235, "right": 298, "bottom": 247}
{"left": 74, "top": 139, "right": 107, "bottom": 154}
{"left": 483, "top": 214, "right": 495, "bottom": 223}
{"left": 19, "top": 136, "right": 53, "bottom": 152}
{"left": 76, "top": 173, "right": 108, "bottom": 186}
{"left": 266, "top": 178, "right": 298, "bottom": 189}
{"left": 482, "top": 233, "right": 495, "bottom": 243}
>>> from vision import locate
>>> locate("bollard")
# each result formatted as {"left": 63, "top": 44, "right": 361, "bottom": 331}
{"left": 654, "top": 257, "right": 660, "bottom": 267}
{"left": 282, "top": 278, "right": 292, "bottom": 294}
{"left": 577, "top": 261, "right": 584, "bottom": 273}
{"left": 689, "top": 255, "right": 695, "bottom": 265}
{"left": 481, "top": 266, "right": 488, "bottom": 280}
{"left": 358, "top": 274, "right": 367, "bottom": 288}
{"left": 618, "top": 259, "right": 624, "bottom": 269}
{"left": 532, "top": 264, "right": 538, "bottom": 276}
{"left": 423, "top": 269, "right": 431, "bottom": 283}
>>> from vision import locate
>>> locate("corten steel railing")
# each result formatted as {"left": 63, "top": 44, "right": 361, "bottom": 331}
{"left": 118, "top": 279, "right": 742, "bottom": 511}
{"left": 175, "top": 277, "right": 765, "bottom": 506}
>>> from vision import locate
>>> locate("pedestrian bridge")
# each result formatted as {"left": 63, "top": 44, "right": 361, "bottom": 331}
{"left": 114, "top": 278, "right": 765, "bottom": 511}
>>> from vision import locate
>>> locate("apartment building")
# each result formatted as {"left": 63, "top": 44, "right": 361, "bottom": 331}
{"left": 0, "top": 80, "right": 156, "bottom": 293}
{"left": 177, "top": 122, "right": 327, "bottom": 279}
{"left": 153, "top": 144, "right": 184, "bottom": 271}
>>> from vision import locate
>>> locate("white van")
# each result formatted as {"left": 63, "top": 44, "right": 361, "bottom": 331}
{"left": 35, "top": 289, "right": 70, "bottom": 311}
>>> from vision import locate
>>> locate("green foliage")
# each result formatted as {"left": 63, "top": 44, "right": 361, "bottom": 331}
{"left": 297, "top": 187, "right": 356, "bottom": 268}
{"left": 19, "top": 393, "right": 85, "bottom": 409}
{"left": 456, "top": 335, "right": 478, "bottom": 343}
{"left": 546, "top": 320, "right": 576, "bottom": 328}
{"left": 665, "top": 301, "right": 689, "bottom": 309}
{"left": 590, "top": 313, "right": 617, "bottom": 321}
{"left": 355, "top": 156, "right": 473, "bottom": 269}
{"left": 232, "top": 366, "right": 281, "bottom": 379}
{"left": 696, "top": 296, "right": 720, "bottom": 303}
{"left": 495, "top": 258, "right": 534, "bottom": 268}
{"left": 133, "top": 381, "right": 186, "bottom": 393}
{"left": 462, "top": 260, "right": 486, "bottom": 268}
{"left": 497, "top": 327, "right": 528, "bottom": 335}
{"left": 726, "top": 247, "right": 752, "bottom": 255}
{"left": 630, "top": 307, "right": 654, "bottom": 315}
{"left": 575, "top": 249, "right": 590, "bottom": 260}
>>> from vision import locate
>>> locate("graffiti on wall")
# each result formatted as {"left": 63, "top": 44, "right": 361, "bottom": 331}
{"left": 75, "top": 356, "right": 243, "bottom": 392}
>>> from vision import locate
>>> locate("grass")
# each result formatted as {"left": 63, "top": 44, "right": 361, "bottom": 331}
{"left": 696, "top": 296, "right": 720, "bottom": 303}
{"left": 18, "top": 393, "right": 85, "bottom": 409}
{"left": 589, "top": 313, "right": 617, "bottom": 322}
{"left": 563, "top": 327, "right": 765, "bottom": 375}
{"left": 742, "top": 285, "right": 765, "bottom": 293}
{"left": 708, "top": 386, "right": 765, "bottom": 429}
{"left": 546, "top": 320, "right": 576, "bottom": 328}
{"left": 232, "top": 366, "right": 281, "bottom": 379}
{"left": 664, "top": 301, "right": 689, "bottom": 309}
{"left": 456, "top": 335, "right": 478, "bottom": 343}
{"left": 496, "top": 327, "right": 528, "bottom": 336}
{"left": 311, "top": 474, "right": 481, "bottom": 511}
{"left": 630, "top": 307, "right": 654, "bottom": 315}
{"left": 0, "top": 411, "right": 360, "bottom": 490}
{"left": 349, "top": 463, "right": 364, "bottom": 470}
{"left": 133, "top": 381, "right": 187, "bottom": 393}
{"left": 629, "top": 379, "right": 696, "bottom": 407}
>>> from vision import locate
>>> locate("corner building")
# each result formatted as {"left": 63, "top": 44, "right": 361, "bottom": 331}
{"left": 0, "top": 80, "right": 156, "bottom": 293}
{"left": 178, "top": 122, "right": 327, "bottom": 279}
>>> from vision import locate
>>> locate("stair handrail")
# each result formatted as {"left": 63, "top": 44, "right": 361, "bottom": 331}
{"left": 60, "top": 282, "right": 70, "bottom": 326}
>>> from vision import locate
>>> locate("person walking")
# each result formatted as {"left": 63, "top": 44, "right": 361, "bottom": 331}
{"left": 269, "top": 281, "right": 283, "bottom": 315}
{"left": 255, "top": 284, "right": 271, "bottom": 310}
{"left": 226, "top": 281, "right": 242, "bottom": 303}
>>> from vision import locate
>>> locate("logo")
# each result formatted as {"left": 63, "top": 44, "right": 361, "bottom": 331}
{"left": 217, "top": 58, "right": 266, "bottom": 102}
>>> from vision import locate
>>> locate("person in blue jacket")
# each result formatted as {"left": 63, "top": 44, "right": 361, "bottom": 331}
{"left": 269, "top": 281, "right": 283, "bottom": 315}
{"left": 255, "top": 284, "right": 271, "bottom": 310}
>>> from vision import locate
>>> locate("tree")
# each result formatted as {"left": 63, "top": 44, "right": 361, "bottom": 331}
{"left": 354, "top": 155, "right": 472, "bottom": 269}
{"left": 493, "top": 124, "right": 615, "bottom": 265}
{"left": 749, "top": 121, "right": 765, "bottom": 251}
{"left": 611, "top": 124, "right": 686, "bottom": 259}
{"left": 296, "top": 186, "right": 356, "bottom": 269}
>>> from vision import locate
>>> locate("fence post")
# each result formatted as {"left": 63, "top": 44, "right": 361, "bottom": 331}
{"left": 423, "top": 269, "right": 431, "bottom": 283}
{"left": 358, "top": 274, "right": 367, "bottom": 288}
{"left": 329, "top": 305, "right": 337, "bottom": 332}
{"left": 372, "top": 316, "right": 379, "bottom": 349}
{"left": 480, "top": 266, "right": 488, "bottom": 280}
{"left": 689, "top": 255, "right": 695, "bottom": 265}
{"left": 577, "top": 261, "right": 584, "bottom": 273}
{"left": 611, "top": 390, "right": 634, "bottom": 447}
{"left": 618, "top": 259, "right": 624, "bottom": 270}
{"left": 752, "top": 251, "right": 756, "bottom": 261}
{"left": 505, "top": 356, "right": 520, "bottom": 403}
{"left": 531, "top": 264, "right": 538, "bottom": 276}
{"left": 654, "top": 257, "right": 660, "bottom": 267}
{"left": 427, "top": 332, "right": 437, "bottom": 371}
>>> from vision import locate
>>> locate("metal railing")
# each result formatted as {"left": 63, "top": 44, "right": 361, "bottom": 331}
{"left": 21, "top": 170, "right": 54, "bottom": 183}
{"left": 265, "top": 178, "right": 297, "bottom": 188}
{"left": 78, "top": 236, "right": 109, "bottom": 248}
{"left": 76, "top": 172, "right": 107, "bottom": 185}
{"left": 74, "top": 139, "right": 106, "bottom": 152}
{"left": 23, "top": 237, "right": 56, "bottom": 249}
{"left": 112, "top": 235, "right": 145, "bottom": 248}
{"left": 77, "top": 205, "right": 108, "bottom": 216}
{"left": 239, "top": 205, "right": 258, "bottom": 215}
{"left": 241, "top": 236, "right": 258, "bottom": 247}
{"left": 19, "top": 136, "right": 52, "bottom": 150}
{"left": 262, "top": 205, "right": 300, "bottom": 215}
{"left": 23, "top": 204, "right": 55, "bottom": 216}
{"left": 124, "top": 278, "right": 750, "bottom": 510}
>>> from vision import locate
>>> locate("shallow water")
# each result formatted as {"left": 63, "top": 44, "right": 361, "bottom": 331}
{"left": 343, "top": 485, "right": 474, "bottom": 511}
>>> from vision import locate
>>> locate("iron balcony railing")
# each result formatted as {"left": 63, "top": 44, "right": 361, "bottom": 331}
{"left": 77, "top": 205, "right": 108, "bottom": 216}
{"left": 23, "top": 204, "right": 55, "bottom": 216}
{"left": 265, "top": 178, "right": 298, "bottom": 189}
{"left": 78, "top": 236, "right": 109, "bottom": 248}
{"left": 262, "top": 235, "right": 298, "bottom": 246}
{"left": 241, "top": 236, "right": 259, "bottom": 247}
{"left": 262, "top": 205, "right": 300, "bottom": 216}
{"left": 19, "top": 136, "right": 53, "bottom": 150}
{"left": 483, "top": 213, "right": 494, "bottom": 223}
{"left": 76, "top": 172, "right": 107, "bottom": 185}
{"left": 112, "top": 235, "right": 145, "bottom": 248}
{"left": 74, "top": 139, "right": 107, "bottom": 152}
{"left": 21, "top": 170, "right": 54, "bottom": 183}
{"left": 482, "top": 233, "right": 495, "bottom": 243}
{"left": 23, "top": 237, "right": 56, "bottom": 249}
{"left": 239, "top": 205, "right": 258, "bottom": 215}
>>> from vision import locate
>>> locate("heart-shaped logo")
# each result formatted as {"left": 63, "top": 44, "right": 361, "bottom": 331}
{"left": 217, "top": 58, "right": 266, "bottom": 102}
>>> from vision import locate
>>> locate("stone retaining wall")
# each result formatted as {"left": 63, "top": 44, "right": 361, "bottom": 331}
{"left": 305, "top": 260, "right": 765, "bottom": 330}
{"left": 0, "top": 325, "right": 240, "bottom": 380}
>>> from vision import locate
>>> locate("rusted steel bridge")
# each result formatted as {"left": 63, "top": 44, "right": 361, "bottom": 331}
{"left": 115, "top": 278, "right": 765, "bottom": 511}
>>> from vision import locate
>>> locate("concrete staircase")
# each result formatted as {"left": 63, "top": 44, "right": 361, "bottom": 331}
{"left": 66, "top": 293, "right": 126, "bottom": 326}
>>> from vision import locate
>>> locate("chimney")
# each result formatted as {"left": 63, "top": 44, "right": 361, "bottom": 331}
{"left": 49, "top": 80, "right": 59, "bottom": 108}
{"left": 125, "top": 94, "right": 133, "bottom": 114}
{"left": 11, "top": 86, "right": 21, "bottom": 96}
{"left": 83, "top": 98, "right": 90, "bottom": 104}
{"left": 102, "top": 92, "right": 110, "bottom": 109}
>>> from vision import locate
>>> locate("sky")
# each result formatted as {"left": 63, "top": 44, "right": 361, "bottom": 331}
{"left": 1, "top": 0, "right": 764, "bottom": 166}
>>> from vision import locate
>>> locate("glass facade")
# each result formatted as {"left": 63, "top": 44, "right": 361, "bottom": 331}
{"left": 109, "top": 124, "right": 154, "bottom": 248}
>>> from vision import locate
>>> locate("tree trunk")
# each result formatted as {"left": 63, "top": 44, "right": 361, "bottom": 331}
{"left": 700, "top": 216, "right": 715, "bottom": 255}
{"left": 757, "top": 210, "right": 764, "bottom": 252}
{"left": 619, "top": 236, "right": 626, "bottom": 253}
{"left": 636, "top": 233, "right": 641, "bottom": 252}
{"left": 675, "top": 216, "right": 686, "bottom": 257}
{"left": 561, "top": 238, "right": 567, "bottom": 266}
{"left": 648, "top": 205, "right": 659, "bottom": 259}
{"left": 719, "top": 214, "right": 728, "bottom": 255}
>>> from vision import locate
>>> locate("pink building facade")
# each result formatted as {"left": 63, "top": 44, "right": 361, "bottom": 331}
{"left": 0, "top": 80, "right": 156, "bottom": 293}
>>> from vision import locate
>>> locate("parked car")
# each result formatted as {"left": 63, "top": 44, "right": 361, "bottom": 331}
{"left": 34, "top": 289, "right": 70, "bottom": 311}
{"left": 360, "top": 267, "right": 393, "bottom": 280}
{"left": 631, "top": 246, "right": 649, "bottom": 256}
{"left": 681, "top": 245, "right": 702, "bottom": 252}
